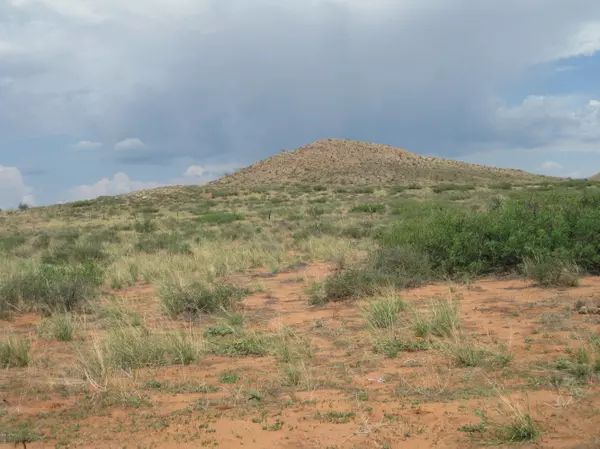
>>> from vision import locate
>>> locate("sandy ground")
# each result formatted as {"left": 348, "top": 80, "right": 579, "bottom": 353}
{"left": 1, "top": 264, "right": 600, "bottom": 448}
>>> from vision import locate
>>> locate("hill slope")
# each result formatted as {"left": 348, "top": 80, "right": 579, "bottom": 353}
{"left": 590, "top": 172, "right": 600, "bottom": 181}
{"left": 211, "top": 139, "right": 559, "bottom": 186}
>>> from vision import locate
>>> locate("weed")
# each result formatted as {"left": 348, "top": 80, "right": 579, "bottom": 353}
{"left": 411, "top": 297, "right": 460, "bottom": 338}
{"left": 38, "top": 314, "right": 75, "bottom": 341}
{"left": 0, "top": 335, "right": 30, "bottom": 368}
{"left": 219, "top": 370, "right": 240, "bottom": 384}
{"left": 363, "top": 293, "right": 406, "bottom": 329}
{"left": 160, "top": 280, "right": 249, "bottom": 316}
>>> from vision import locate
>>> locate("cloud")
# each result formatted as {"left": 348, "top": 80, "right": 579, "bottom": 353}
{"left": 184, "top": 165, "right": 205, "bottom": 177}
{"left": 70, "top": 140, "right": 103, "bottom": 151}
{"left": 67, "top": 172, "right": 164, "bottom": 200}
{"left": 0, "top": 166, "right": 35, "bottom": 208}
{"left": 114, "top": 138, "right": 147, "bottom": 151}
{"left": 184, "top": 163, "right": 240, "bottom": 177}
{"left": 487, "top": 95, "right": 600, "bottom": 151}
{"left": 537, "top": 161, "right": 564, "bottom": 172}
{"left": 2, "top": 0, "right": 600, "bottom": 168}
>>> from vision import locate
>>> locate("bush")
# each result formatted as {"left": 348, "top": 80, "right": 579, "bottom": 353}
{"left": 107, "top": 327, "right": 197, "bottom": 369}
{"left": 38, "top": 314, "right": 75, "bottom": 341}
{"left": 0, "top": 234, "right": 26, "bottom": 252}
{"left": 160, "top": 281, "right": 249, "bottom": 316}
{"left": 379, "top": 190, "right": 600, "bottom": 276}
{"left": 0, "top": 262, "right": 103, "bottom": 315}
{"left": 521, "top": 255, "right": 580, "bottom": 287}
{"left": 0, "top": 335, "right": 30, "bottom": 368}
{"left": 363, "top": 294, "right": 406, "bottom": 329}
{"left": 350, "top": 203, "right": 386, "bottom": 214}
{"left": 371, "top": 247, "right": 432, "bottom": 288}
{"left": 411, "top": 297, "right": 461, "bottom": 338}
{"left": 136, "top": 233, "right": 192, "bottom": 255}
{"left": 195, "top": 212, "right": 244, "bottom": 224}
{"left": 321, "top": 268, "right": 383, "bottom": 302}
{"left": 41, "top": 243, "right": 107, "bottom": 265}
{"left": 432, "top": 184, "right": 475, "bottom": 193}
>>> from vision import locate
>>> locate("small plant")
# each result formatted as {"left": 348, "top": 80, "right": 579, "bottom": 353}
{"left": 411, "top": 297, "right": 460, "bottom": 338}
{"left": 38, "top": 314, "right": 75, "bottom": 341}
{"left": 195, "top": 212, "right": 244, "bottom": 225}
{"left": 0, "top": 335, "right": 30, "bottom": 368}
{"left": 350, "top": 203, "right": 386, "bottom": 214}
{"left": 320, "top": 268, "right": 382, "bottom": 302}
{"left": 315, "top": 411, "right": 355, "bottom": 424}
{"left": 363, "top": 293, "right": 406, "bottom": 329}
{"left": 282, "top": 364, "right": 302, "bottom": 386}
{"left": 373, "top": 337, "right": 429, "bottom": 358}
{"left": 471, "top": 398, "right": 539, "bottom": 444}
{"left": 522, "top": 255, "right": 580, "bottom": 287}
{"left": 204, "top": 323, "right": 236, "bottom": 337}
{"left": 219, "top": 370, "right": 240, "bottom": 384}
{"left": 160, "top": 280, "right": 249, "bottom": 316}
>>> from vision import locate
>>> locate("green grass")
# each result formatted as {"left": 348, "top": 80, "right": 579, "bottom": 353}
{"left": 0, "top": 262, "right": 103, "bottom": 316}
{"left": 160, "top": 281, "right": 249, "bottom": 316}
{"left": 350, "top": 203, "right": 386, "bottom": 213}
{"left": 38, "top": 314, "right": 75, "bottom": 341}
{"left": 0, "top": 335, "right": 30, "bottom": 368}
{"left": 195, "top": 212, "right": 244, "bottom": 224}
{"left": 363, "top": 294, "right": 406, "bottom": 329}
{"left": 411, "top": 297, "right": 461, "bottom": 338}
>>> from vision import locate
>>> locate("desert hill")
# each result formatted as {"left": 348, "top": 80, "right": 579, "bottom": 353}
{"left": 210, "top": 139, "right": 559, "bottom": 187}
{"left": 589, "top": 172, "right": 600, "bottom": 181}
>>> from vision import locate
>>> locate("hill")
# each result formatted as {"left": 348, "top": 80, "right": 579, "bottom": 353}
{"left": 210, "top": 139, "right": 560, "bottom": 187}
{"left": 590, "top": 172, "right": 600, "bottom": 181}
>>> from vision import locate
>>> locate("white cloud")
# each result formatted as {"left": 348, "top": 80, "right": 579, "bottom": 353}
{"left": 0, "top": 166, "right": 35, "bottom": 208}
{"left": 491, "top": 95, "right": 600, "bottom": 147}
{"left": 184, "top": 163, "right": 239, "bottom": 177}
{"left": 114, "top": 138, "right": 147, "bottom": 151}
{"left": 537, "top": 161, "right": 563, "bottom": 171}
{"left": 184, "top": 165, "right": 205, "bottom": 177}
{"left": 68, "top": 172, "right": 164, "bottom": 200}
{"left": 70, "top": 140, "right": 103, "bottom": 150}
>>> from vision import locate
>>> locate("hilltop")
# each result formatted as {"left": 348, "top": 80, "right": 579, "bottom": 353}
{"left": 210, "top": 138, "right": 560, "bottom": 187}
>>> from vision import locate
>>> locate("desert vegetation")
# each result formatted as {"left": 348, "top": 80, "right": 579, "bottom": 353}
{"left": 0, "top": 157, "right": 599, "bottom": 447}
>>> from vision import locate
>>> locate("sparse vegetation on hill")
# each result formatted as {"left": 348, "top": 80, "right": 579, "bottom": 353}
{"left": 211, "top": 138, "right": 561, "bottom": 186}
{"left": 1, "top": 143, "right": 600, "bottom": 448}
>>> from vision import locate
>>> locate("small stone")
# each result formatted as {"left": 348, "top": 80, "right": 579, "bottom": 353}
{"left": 578, "top": 306, "right": 589, "bottom": 314}
{"left": 589, "top": 307, "right": 600, "bottom": 315}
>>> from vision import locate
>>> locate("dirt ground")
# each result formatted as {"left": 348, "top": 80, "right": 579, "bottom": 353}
{"left": 1, "top": 264, "right": 600, "bottom": 449}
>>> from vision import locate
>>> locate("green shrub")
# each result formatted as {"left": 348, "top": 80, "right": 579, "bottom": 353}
{"left": 136, "top": 233, "right": 192, "bottom": 254}
{"left": 160, "top": 281, "right": 249, "bottom": 316}
{"left": 103, "top": 326, "right": 197, "bottom": 370}
{"left": 379, "top": 191, "right": 600, "bottom": 276}
{"left": 321, "top": 268, "right": 383, "bottom": 302}
{"left": 350, "top": 203, "right": 386, "bottom": 213}
{"left": 41, "top": 243, "right": 107, "bottom": 265}
{"left": 195, "top": 212, "right": 244, "bottom": 224}
{"left": 432, "top": 184, "right": 475, "bottom": 193}
{"left": 38, "top": 314, "right": 75, "bottom": 341}
{"left": 521, "top": 255, "right": 580, "bottom": 287}
{"left": 373, "top": 337, "right": 429, "bottom": 358}
{"left": 411, "top": 297, "right": 460, "bottom": 338}
{"left": 0, "top": 335, "right": 30, "bottom": 368}
{"left": 363, "top": 295, "right": 406, "bottom": 329}
{"left": 0, "top": 262, "right": 103, "bottom": 315}
{"left": 371, "top": 247, "right": 432, "bottom": 288}
{"left": 0, "top": 234, "right": 26, "bottom": 252}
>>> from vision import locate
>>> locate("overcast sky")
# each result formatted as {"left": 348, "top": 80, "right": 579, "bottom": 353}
{"left": 1, "top": 0, "right": 600, "bottom": 208}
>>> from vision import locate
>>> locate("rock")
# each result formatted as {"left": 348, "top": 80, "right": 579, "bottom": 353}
{"left": 579, "top": 306, "right": 589, "bottom": 314}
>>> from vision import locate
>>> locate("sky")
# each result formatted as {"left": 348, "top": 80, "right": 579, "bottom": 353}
{"left": 1, "top": 0, "right": 600, "bottom": 208}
